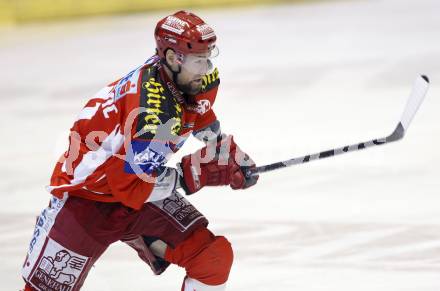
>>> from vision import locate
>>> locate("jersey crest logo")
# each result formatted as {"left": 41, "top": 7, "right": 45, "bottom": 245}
{"left": 194, "top": 99, "right": 211, "bottom": 115}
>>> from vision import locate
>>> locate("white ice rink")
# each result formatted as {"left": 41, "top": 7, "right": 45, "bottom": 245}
{"left": 1, "top": 0, "right": 440, "bottom": 290}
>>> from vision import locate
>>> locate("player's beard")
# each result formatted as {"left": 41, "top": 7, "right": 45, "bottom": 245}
{"left": 178, "top": 79, "right": 202, "bottom": 95}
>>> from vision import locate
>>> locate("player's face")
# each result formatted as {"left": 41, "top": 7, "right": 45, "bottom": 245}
{"left": 166, "top": 48, "right": 218, "bottom": 95}
{"left": 176, "top": 63, "right": 205, "bottom": 95}
{"left": 176, "top": 51, "right": 215, "bottom": 95}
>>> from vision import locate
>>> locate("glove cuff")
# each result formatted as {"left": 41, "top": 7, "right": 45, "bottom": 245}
{"left": 176, "top": 162, "right": 195, "bottom": 195}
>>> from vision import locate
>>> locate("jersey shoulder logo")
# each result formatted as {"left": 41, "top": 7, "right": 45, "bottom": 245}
{"left": 112, "top": 66, "right": 143, "bottom": 101}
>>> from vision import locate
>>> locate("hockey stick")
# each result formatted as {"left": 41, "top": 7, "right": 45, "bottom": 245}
{"left": 245, "top": 75, "right": 430, "bottom": 178}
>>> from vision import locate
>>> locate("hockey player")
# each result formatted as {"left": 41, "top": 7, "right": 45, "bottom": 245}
{"left": 21, "top": 10, "right": 258, "bottom": 291}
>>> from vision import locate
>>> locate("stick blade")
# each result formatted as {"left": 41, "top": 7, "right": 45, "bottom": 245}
{"left": 400, "top": 75, "right": 430, "bottom": 131}
{"left": 386, "top": 122, "right": 405, "bottom": 142}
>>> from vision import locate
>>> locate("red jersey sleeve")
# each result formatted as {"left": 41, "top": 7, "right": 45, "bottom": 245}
{"left": 48, "top": 65, "right": 157, "bottom": 209}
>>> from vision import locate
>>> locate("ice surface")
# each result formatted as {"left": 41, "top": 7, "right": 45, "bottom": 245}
{"left": 1, "top": 0, "right": 440, "bottom": 290}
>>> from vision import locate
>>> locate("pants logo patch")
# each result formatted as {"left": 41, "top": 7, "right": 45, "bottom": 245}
{"left": 153, "top": 192, "right": 204, "bottom": 231}
{"left": 29, "top": 238, "right": 89, "bottom": 291}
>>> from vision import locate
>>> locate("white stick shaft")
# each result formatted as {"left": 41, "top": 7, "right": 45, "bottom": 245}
{"left": 400, "top": 75, "right": 430, "bottom": 130}
{"left": 248, "top": 75, "right": 430, "bottom": 177}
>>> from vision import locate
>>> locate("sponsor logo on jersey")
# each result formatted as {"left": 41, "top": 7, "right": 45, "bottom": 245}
{"left": 126, "top": 140, "right": 166, "bottom": 174}
{"left": 28, "top": 238, "right": 89, "bottom": 291}
{"left": 125, "top": 135, "right": 188, "bottom": 175}
{"left": 133, "top": 149, "right": 162, "bottom": 166}
{"left": 137, "top": 73, "right": 182, "bottom": 140}
{"left": 141, "top": 78, "right": 166, "bottom": 135}
{"left": 126, "top": 66, "right": 189, "bottom": 176}
{"left": 125, "top": 140, "right": 171, "bottom": 175}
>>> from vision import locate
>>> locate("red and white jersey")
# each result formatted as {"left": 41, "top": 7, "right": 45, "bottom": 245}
{"left": 47, "top": 55, "right": 220, "bottom": 209}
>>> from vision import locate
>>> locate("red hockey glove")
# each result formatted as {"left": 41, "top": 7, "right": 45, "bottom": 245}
{"left": 179, "top": 135, "right": 259, "bottom": 195}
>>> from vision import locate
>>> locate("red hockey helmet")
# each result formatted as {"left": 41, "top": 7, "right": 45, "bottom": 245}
{"left": 154, "top": 11, "right": 218, "bottom": 60}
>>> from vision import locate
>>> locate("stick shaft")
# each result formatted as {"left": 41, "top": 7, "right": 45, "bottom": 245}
{"left": 247, "top": 123, "right": 403, "bottom": 177}
{"left": 245, "top": 75, "right": 429, "bottom": 178}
